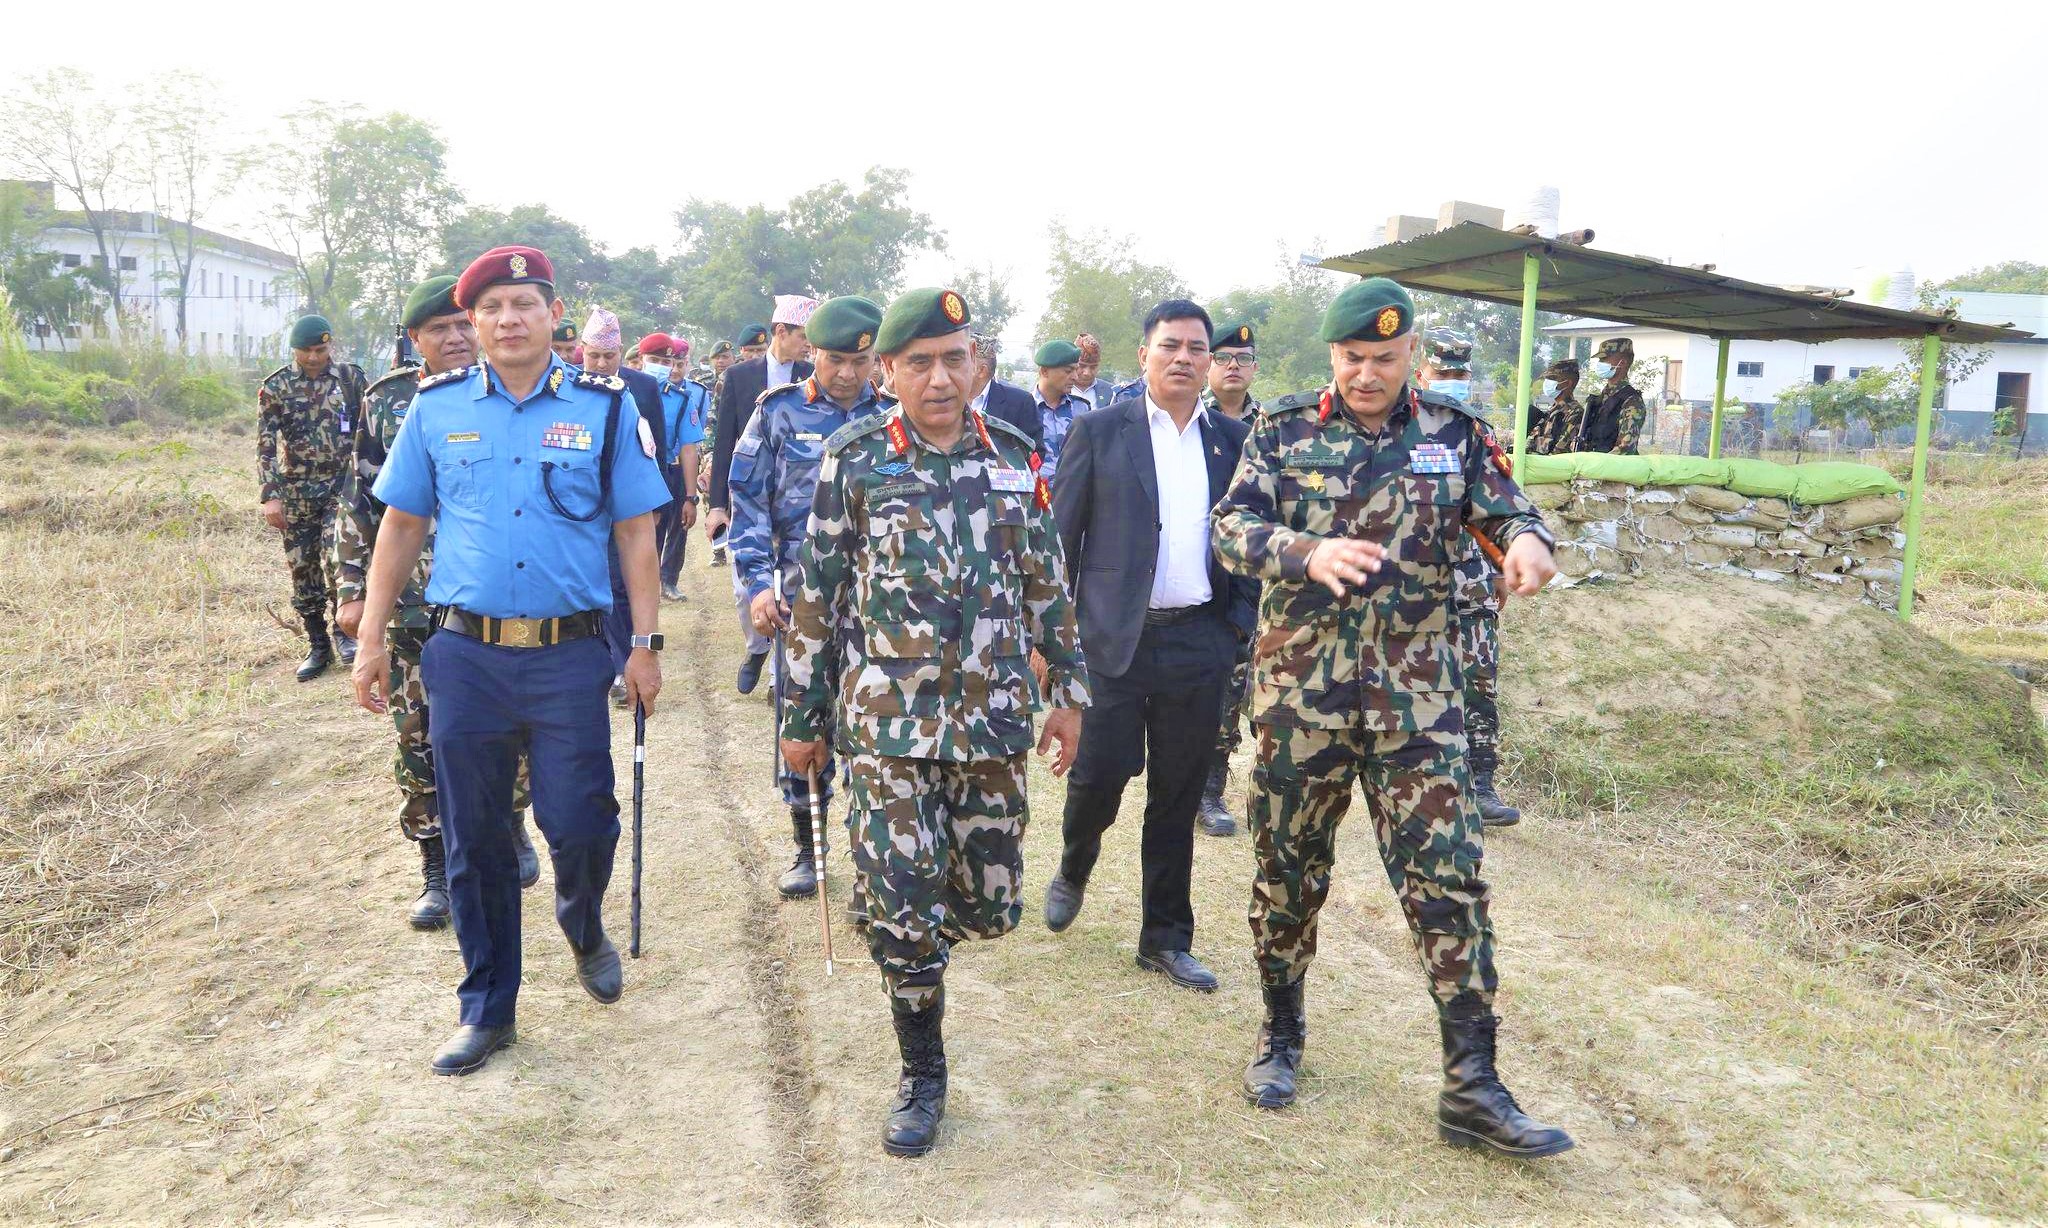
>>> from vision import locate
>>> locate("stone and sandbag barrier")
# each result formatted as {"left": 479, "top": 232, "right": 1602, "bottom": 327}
{"left": 1519, "top": 453, "right": 1907, "bottom": 610}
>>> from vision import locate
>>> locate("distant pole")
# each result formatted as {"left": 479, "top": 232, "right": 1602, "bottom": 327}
{"left": 1708, "top": 338, "right": 1731, "bottom": 459}
{"left": 1898, "top": 333, "right": 1940, "bottom": 621}
{"left": 1512, "top": 250, "right": 1540, "bottom": 469}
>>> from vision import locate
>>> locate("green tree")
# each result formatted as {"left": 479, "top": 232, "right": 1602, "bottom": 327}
{"left": 1206, "top": 251, "right": 1345, "bottom": 399}
{"left": 1036, "top": 223, "right": 1190, "bottom": 380}
{"left": 1775, "top": 368, "right": 1911, "bottom": 439}
{"left": 0, "top": 68, "right": 128, "bottom": 319}
{"left": 132, "top": 71, "right": 222, "bottom": 349}
{"left": 952, "top": 264, "right": 1018, "bottom": 339}
{"left": 0, "top": 182, "right": 96, "bottom": 349}
{"left": 1937, "top": 260, "right": 2048, "bottom": 295}
{"left": 441, "top": 204, "right": 602, "bottom": 302}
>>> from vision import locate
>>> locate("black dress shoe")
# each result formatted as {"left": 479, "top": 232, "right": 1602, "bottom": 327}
{"left": 573, "top": 936, "right": 623, "bottom": 1004}
{"left": 736, "top": 651, "right": 768, "bottom": 695}
{"left": 1245, "top": 980, "right": 1305, "bottom": 1109}
{"left": 408, "top": 835, "right": 450, "bottom": 930}
{"left": 882, "top": 1000, "right": 946, "bottom": 1157}
{"left": 1437, "top": 1012, "right": 1574, "bottom": 1157}
{"left": 1042, "top": 875, "right": 1085, "bottom": 932}
{"left": 510, "top": 811, "right": 540, "bottom": 890}
{"left": 1136, "top": 948, "right": 1219, "bottom": 992}
{"left": 430, "top": 1024, "right": 515, "bottom": 1076}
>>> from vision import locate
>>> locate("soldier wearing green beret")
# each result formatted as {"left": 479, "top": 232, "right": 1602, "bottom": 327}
{"left": 1580, "top": 338, "right": 1645, "bottom": 453}
{"left": 551, "top": 319, "right": 581, "bottom": 363}
{"left": 1213, "top": 277, "right": 1574, "bottom": 1157}
{"left": 1031, "top": 338, "right": 1088, "bottom": 481}
{"left": 779, "top": 287, "right": 1088, "bottom": 1158}
{"left": 1528, "top": 358, "right": 1583, "bottom": 455}
{"left": 258, "top": 314, "right": 369, "bottom": 681}
{"left": 737, "top": 323, "right": 769, "bottom": 362}
{"left": 331, "top": 277, "right": 539, "bottom": 929}
{"left": 1195, "top": 320, "right": 1263, "bottom": 836}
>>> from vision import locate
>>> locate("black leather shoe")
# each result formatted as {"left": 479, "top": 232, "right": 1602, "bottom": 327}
{"left": 1197, "top": 761, "right": 1238, "bottom": 837}
{"left": 335, "top": 629, "right": 357, "bottom": 665}
{"left": 1473, "top": 769, "right": 1522, "bottom": 828}
{"left": 573, "top": 936, "right": 623, "bottom": 1004}
{"left": 1245, "top": 980, "right": 1306, "bottom": 1109}
{"left": 408, "top": 835, "right": 450, "bottom": 930}
{"left": 430, "top": 1024, "right": 515, "bottom": 1076}
{"left": 661, "top": 582, "right": 684, "bottom": 601}
{"left": 882, "top": 999, "right": 947, "bottom": 1157}
{"left": 736, "top": 651, "right": 768, "bottom": 695}
{"left": 510, "top": 811, "right": 540, "bottom": 889}
{"left": 778, "top": 808, "right": 818, "bottom": 898}
{"left": 1042, "top": 875, "right": 1085, "bottom": 933}
{"left": 1437, "top": 1012, "right": 1574, "bottom": 1157}
{"left": 1136, "top": 948, "right": 1219, "bottom": 992}
{"left": 296, "top": 615, "right": 333, "bottom": 682}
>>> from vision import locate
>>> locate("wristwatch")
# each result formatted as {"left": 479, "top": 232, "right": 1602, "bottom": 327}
{"left": 682, "top": 494, "right": 700, "bottom": 505}
{"left": 630, "top": 633, "right": 665, "bottom": 652}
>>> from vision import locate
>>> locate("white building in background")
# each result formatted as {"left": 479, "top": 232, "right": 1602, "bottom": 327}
{"left": 1545, "top": 291, "right": 2048, "bottom": 449}
{"left": 9, "top": 180, "right": 300, "bottom": 361}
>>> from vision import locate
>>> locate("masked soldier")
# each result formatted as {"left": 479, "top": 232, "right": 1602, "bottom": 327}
{"left": 1579, "top": 338, "right": 1645, "bottom": 454}
{"left": 1527, "top": 358, "right": 1583, "bottom": 455}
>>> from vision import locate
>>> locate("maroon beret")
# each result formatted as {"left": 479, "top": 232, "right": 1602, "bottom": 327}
{"left": 638, "top": 332, "right": 679, "bottom": 359}
{"left": 453, "top": 245, "right": 555, "bottom": 309}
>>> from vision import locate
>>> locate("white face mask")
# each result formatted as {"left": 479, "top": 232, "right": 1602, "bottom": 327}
{"left": 1593, "top": 360, "right": 1618, "bottom": 381}
{"left": 643, "top": 361, "right": 672, "bottom": 382}
{"left": 1541, "top": 379, "right": 1559, "bottom": 399}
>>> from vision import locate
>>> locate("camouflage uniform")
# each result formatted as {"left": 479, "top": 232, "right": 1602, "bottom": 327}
{"left": 332, "top": 367, "right": 528, "bottom": 840}
{"left": 1202, "top": 387, "right": 1263, "bottom": 761}
{"left": 783, "top": 408, "right": 1088, "bottom": 1011}
{"left": 1527, "top": 394, "right": 1584, "bottom": 455}
{"left": 1580, "top": 342, "right": 1646, "bottom": 454}
{"left": 258, "top": 359, "right": 367, "bottom": 619}
{"left": 1212, "top": 384, "right": 1550, "bottom": 1006}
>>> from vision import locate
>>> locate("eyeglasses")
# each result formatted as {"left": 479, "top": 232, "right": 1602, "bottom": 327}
{"left": 1212, "top": 352, "right": 1258, "bottom": 367}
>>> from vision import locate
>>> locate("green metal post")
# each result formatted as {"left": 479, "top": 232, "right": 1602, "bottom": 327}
{"left": 1512, "top": 250, "right": 1539, "bottom": 469}
{"left": 1897, "top": 333, "right": 1940, "bottom": 621}
{"left": 1707, "top": 338, "right": 1730, "bottom": 459}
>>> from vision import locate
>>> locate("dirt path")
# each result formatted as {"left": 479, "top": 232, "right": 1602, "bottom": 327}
{"left": 1, "top": 555, "right": 2040, "bottom": 1225}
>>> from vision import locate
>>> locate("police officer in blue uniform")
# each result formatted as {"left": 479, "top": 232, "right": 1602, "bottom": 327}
{"left": 731, "top": 295, "right": 885, "bottom": 899}
{"left": 351, "top": 245, "right": 672, "bottom": 1077}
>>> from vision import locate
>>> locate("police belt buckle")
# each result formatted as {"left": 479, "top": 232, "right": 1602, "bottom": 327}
{"left": 498, "top": 618, "right": 540, "bottom": 648}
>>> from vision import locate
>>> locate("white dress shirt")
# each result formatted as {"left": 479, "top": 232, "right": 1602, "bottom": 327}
{"left": 1145, "top": 393, "right": 1214, "bottom": 610}
{"left": 766, "top": 352, "right": 796, "bottom": 388}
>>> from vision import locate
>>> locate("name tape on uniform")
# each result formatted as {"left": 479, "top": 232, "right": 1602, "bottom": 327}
{"left": 445, "top": 431, "right": 482, "bottom": 443}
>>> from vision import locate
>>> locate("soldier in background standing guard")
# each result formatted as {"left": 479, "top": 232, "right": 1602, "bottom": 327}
{"left": 1579, "top": 337, "right": 1646, "bottom": 454}
{"left": 1213, "top": 278, "right": 1573, "bottom": 1158}
{"left": 1527, "top": 358, "right": 1583, "bottom": 455}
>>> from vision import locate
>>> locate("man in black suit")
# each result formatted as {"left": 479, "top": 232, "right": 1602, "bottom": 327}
{"left": 1044, "top": 300, "right": 1255, "bottom": 992}
{"left": 970, "top": 332, "right": 1043, "bottom": 451}
{"left": 704, "top": 297, "right": 816, "bottom": 693}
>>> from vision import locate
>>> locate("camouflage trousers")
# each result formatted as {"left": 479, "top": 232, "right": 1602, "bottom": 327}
{"left": 1458, "top": 611, "right": 1501, "bottom": 771}
{"left": 846, "top": 751, "right": 1030, "bottom": 1013}
{"left": 278, "top": 478, "right": 341, "bottom": 621}
{"left": 1248, "top": 723, "right": 1496, "bottom": 1008}
{"left": 389, "top": 626, "right": 531, "bottom": 842}
{"left": 1214, "top": 647, "right": 1252, "bottom": 759}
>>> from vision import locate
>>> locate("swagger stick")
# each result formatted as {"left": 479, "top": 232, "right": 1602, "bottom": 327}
{"left": 630, "top": 700, "right": 646, "bottom": 958}
{"left": 805, "top": 765, "right": 835, "bottom": 976}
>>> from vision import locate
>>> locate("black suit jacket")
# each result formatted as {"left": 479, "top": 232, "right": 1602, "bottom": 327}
{"left": 709, "top": 354, "right": 815, "bottom": 511}
{"left": 618, "top": 366, "right": 667, "bottom": 469}
{"left": 1051, "top": 396, "right": 1256, "bottom": 679}
{"left": 981, "top": 379, "right": 1043, "bottom": 452}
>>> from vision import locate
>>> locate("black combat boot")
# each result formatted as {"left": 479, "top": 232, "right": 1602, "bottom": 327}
{"left": 1197, "top": 760, "right": 1237, "bottom": 837}
{"left": 1437, "top": 1009, "right": 1575, "bottom": 1157}
{"left": 510, "top": 810, "right": 540, "bottom": 889}
{"left": 736, "top": 650, "right": 768, "bottom": 695}
{"left": 778, "top": 808, "right": 817, "bottom": 898}
{"left": 296, "top": 614, "right": 334, "bottom": 682}
{"left": 1471, "top": 747, "right": 1521, "bottom": 828}
{"left": 883, "top": 996, "right": 947, "bottom": 1157}
{"left": 335, "top": 628, "right": 358, "bottom": 665}
{"left": 409, "top": 835, "right": 450, "bottom": 930}
{"left": 1244, "top": 979, "right": 1306, "bottom": 1108}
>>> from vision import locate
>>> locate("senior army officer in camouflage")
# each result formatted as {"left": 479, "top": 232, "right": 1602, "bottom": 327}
{"left": 258, "top": 314, "right": 368, "bottom": 681}
{"left": 332, "top": 275, "right": 540, "bottom": 930}
{"left": 780, "top": 288, "right": 1087, "bottom": 1160}
{"left": 735, "top": 295, "right": 886, "bottom": 900}
{"left": 1213, "top": 278, "right": 1574, "bottom": 1158}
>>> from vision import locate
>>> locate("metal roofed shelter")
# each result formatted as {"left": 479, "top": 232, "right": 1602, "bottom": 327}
{"left": 1318, "top": 223, "right": 2034, "bottom": 621}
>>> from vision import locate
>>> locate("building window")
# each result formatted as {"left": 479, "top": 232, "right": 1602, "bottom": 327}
{"left": 1736, "top": 362, "right": 1764, "bottom": 378}
{"left": 118, "top": 255, "right": 137, "bottom": 271}
{"left": 61, "top": 253, "right": 81, "bottom": 268}
{"left": 234, "top": 275, "right": 241, "bottom": 298}
{"left": 1847, "top": 367, "right": 1870, "bottom": 379}
{"left": 1812, "top": 365, "right": 1834, "bottom": 384}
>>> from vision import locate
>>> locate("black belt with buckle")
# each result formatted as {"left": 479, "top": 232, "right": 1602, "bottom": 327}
{"left": 439, "top": 607, "right": 605, "bottom": 648}
{"left": 1144, "top": 604, "right": 1207, "bottom": 627}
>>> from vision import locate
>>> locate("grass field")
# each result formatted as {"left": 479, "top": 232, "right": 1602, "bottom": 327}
{"left": 0, "top": 428, "right": 2041, "bottom": 1225}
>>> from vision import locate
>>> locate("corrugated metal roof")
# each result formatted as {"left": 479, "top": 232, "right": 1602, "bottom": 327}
{"left": 1318, "top": 224, "right": 2030, "bottom": 344}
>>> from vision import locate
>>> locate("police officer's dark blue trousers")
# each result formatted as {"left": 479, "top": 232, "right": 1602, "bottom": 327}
{"left": 423, "top": 629, "right": 620, "bottom": 1027}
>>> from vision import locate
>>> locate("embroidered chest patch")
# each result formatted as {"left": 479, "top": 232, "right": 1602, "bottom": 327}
{"left": 543, "top": 421, "right": 594, "bottom": 451}
{"left": 1409, "top": 442, "right": 1459, "bottom": 475}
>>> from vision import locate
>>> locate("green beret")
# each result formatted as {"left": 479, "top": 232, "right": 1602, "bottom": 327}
{"left": 1319, "top": 277, "right": 1415, "bottom": 344}
{"left": 806, "top": 295, "right": 884, "bottom": 353}
{"left": 401, "top": 275, "right": 461, "bottom": 330}
{"left": 1033, "top": 339, "right": 1082, "bottom": 368}
{"left": 288, "top": 315, "right": 333, "bottom": 349}
{"left": 1215, "top": 320, "right": 1256, "bottom": 349}
{"left": 710, "top": 339, "right": 733, "bottom": 356}
{"left": 553, "top": 320, "right": 579, "bottom": 343}
{"left": 737, "top": 324, "right": 768, "bottom": 346}
{"left": 874, "top": 287, "right": 972, "bottom": 356}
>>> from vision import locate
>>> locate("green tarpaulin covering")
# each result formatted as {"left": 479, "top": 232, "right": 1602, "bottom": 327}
{"left": 1519, "top": 453, "right": 1902, "bottom": 504}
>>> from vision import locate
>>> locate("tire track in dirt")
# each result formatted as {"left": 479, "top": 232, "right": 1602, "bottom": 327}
{"left": 675, "top": 602, "right": 831, "bottom": 1228}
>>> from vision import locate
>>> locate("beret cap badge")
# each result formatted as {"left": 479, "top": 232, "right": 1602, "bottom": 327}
{"left": 941, "top": 291, "right": 966, "bottom": 324}
{"left": 508, "top": 253, "right": 528, "bottom": 278}
{"left": 1376, "top": 307, "right": 1401, "bottom": 338}
{"left": 858, "top": 332, "right": 872, "bottom": 350}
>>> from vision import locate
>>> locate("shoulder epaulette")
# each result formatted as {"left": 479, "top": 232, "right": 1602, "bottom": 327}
{"left": 262, "top": 364, "right": 293, "bottom": 386}
{"left": 367, "top": 365, "right": 421, "bottom": 395}
{"left": 826, "top": 413, "right": 893, "bottom": 455}
{"left": 573, "top": 371, "right": 625, "bottom": 393}
{"left": 756, "top": 380, "right": 805, "bottom": 407}
{"left": 1417, "top": 387, "right": 1492, "bottom": 425}
{"left": 1269, "top": 388, "right": 1324, "bottom": 415}
{"left": 416, "top": 365, "right": 476, "bottom": 393}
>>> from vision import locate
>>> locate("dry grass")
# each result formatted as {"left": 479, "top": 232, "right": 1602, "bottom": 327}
{"left": 1900, "top": 451, "right": 2048, "bottom": 666}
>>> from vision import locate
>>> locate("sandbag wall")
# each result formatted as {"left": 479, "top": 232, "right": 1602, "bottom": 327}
{"left": 1529, "top": 481, "right": 1907, "bottom": 610}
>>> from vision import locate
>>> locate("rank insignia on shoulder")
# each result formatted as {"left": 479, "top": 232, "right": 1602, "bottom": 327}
{"left": 542, "top": 421, "right": 594, "bottom": 451}
{"left": 445, "top": 431, "right": 482, "bottom": 443}
{"left": 574, "top": 371, "right": 625, "bottom": 392}
{"left": 418, "top": 365, "right": 474, "bottom": 392}
{"left": 988, "top": 467, "right": 1034, "bottom": 493}
{"left": 1410, "top": 442, "right": 1459, "bottom": 474}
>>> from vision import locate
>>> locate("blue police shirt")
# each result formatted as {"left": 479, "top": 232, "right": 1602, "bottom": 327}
{"left": 1033, "top": 387, "right": 1087, "bottom": 481}
{"left": 374, "top": 355, "right": 672, "bottom": 619}
{"left": 660, "top": 378, "right": 708, "bottom": 464}
{"left": 728, "top": 377, "right": 878, "bottom": 601}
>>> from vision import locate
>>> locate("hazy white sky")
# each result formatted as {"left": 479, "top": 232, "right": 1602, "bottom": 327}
{"left": 8, "top": 0, "right": 2045, "bottom": 341}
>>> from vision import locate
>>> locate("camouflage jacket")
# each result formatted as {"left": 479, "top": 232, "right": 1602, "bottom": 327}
{"left": 1453, "top": 414, "right": 1508, "bottom": 618}
{"left": 332, "top": 367, "right": 435, "bottom": 627}
{"left": 257, "top": 360, "right": 367, "bottom": 501}
{"left": 783, "top": 407, "right": 1090, "bottom": 761}
{"left": 1201, "top": 387, "right": 1263, "bottom": 423}
{"left": 1212, "top": 383, "right": 1549, "bottom": 733}
{"left": 1527, "top": 395, "right": 1583, "bottom": 456}
{"left": 1579, "top": 382, "right": 1645, "bottom": 454}
{"left": 729, "top": 377, "right": 881, "bottom": 601}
